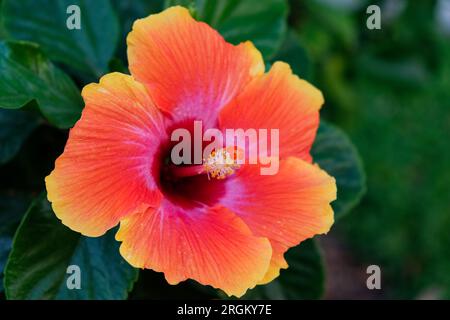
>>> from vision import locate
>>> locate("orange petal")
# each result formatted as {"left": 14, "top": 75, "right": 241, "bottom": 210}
{"left": 127, "top": 6, "right": 264, "bottom": 126}
{"left": 116, "top": 201, "right": 272, "bottom": 297}
{"left": 221, "top": 157, "right": 336, "bottom": 283}
{"left": 46, "top": 73, "right": 165, "bottom": 237}
{"left": 219, "top": 62, "right": 324, "bottom": 162}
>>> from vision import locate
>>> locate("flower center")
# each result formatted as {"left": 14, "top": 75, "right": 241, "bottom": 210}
{"left": 203, "top": 147, "right": 241, "bottom": 180}
{"left": 167, "top": 147, "right": 241, "bottom": 180}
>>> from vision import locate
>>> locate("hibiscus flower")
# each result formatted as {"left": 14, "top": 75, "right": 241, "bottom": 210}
{"left": 45, "top": 6, "right": 336, "bottom": 297}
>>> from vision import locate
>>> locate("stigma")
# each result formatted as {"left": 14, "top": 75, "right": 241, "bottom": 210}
{"left": 203, "top": 147, "right": 241, "bottom": 180}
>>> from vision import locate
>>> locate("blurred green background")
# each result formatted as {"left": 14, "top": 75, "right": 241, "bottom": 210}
{"left": 294, "top": 0, "right": 450, "bottom": 299}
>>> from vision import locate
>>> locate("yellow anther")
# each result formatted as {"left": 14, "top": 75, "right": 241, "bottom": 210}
{"left": 203, "top": 147, "right": 241, "bottom": 180}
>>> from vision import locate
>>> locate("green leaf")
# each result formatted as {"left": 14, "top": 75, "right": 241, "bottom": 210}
{"left": 113, "top": 0, "right": 164, "bottom": 30}
{"left": 271, "top": 30, "right": 312, "bottom": 79}
{"left": 113, "top": 0, "right": 164, "bottom": 43}
{"left": 165, "top": 0, "right": 288, "bottom": 59}
{"left": 111, "top": 0, "right": 165, "bottom": 63}
{"left": 2, "top": 0, "right": 119, "bottom": 77}
{"left": 4, "top": 194, "right": 138, "bottom": 300}
{"left": 0, "top": 237, "right": 11, "bottom": 293}
{"left": 0, "top": 41, "right": 82, "bottom": 128}
{"left": 0, "top": 109, "right": 40, "bottom": 164}
{"left": 0, "top": 193, "right": 31, "bottom": 237}
{"left": 0, "top": 192, "right": 31, "bottom": 293}
{"left": 243, "top": 239, "right": 324, "bottom": 299}
{"left": 312, "top": 121, "right": 366, "bottom": 219}
{"left": 0, "top": 0, "right": 5, "bottom": 39}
